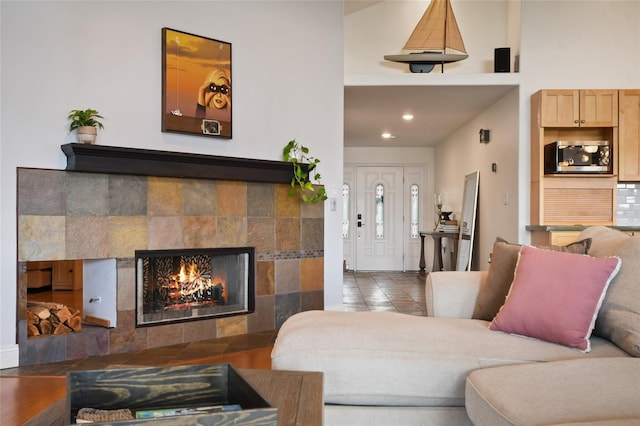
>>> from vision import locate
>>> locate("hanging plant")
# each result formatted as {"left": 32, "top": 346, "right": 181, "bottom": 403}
{"left": 282, "top": 139, "right": 327, "bottom": 204}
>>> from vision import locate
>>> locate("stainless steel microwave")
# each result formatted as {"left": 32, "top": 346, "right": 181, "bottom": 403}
{"left": 544, "top": 141, "right": 612, "bottom": 174}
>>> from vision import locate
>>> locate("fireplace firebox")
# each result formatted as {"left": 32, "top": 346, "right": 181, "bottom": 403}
{"left": 135, "top": 247, "right": 255, "bottom": 327}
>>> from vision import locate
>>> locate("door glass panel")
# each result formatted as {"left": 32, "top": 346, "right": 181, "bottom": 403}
{"left": 375, "top": 183, "right": 384, "bottom": 239}
{"left": 410, "top": 184, "right": 419, "bottom": 238}
{"left": 342, "top": 183, "right": 350, "bottom": 238}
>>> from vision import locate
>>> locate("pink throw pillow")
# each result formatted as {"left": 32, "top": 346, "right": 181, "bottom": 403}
{"left": 489, "top": 245, "right": 621, "bottom": 352}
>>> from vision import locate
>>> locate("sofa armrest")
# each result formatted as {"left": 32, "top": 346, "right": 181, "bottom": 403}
{"left": 425, "top": 271, "right": 488, "bottom": 318}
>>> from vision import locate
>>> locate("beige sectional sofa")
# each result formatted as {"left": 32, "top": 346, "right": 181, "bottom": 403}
{"left": 271, "top": 226, "right": 640, "bottom": 425}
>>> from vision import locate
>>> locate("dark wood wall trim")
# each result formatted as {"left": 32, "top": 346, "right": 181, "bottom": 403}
{"left": 61, "top": 144, "right": 298, "bottom": 183}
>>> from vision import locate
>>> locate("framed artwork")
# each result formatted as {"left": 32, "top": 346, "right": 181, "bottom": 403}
{"left": 162, "top": 28, "right": 232, "bottom": 139}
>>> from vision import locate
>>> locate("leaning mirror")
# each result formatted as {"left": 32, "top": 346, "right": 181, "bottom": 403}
{"left": 456, "top": 171, "right": 479, "bottom": 271}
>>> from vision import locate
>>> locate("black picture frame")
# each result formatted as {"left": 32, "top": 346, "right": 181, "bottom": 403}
{"left": 161, "top": 28, "right": 232, "bottom": 139}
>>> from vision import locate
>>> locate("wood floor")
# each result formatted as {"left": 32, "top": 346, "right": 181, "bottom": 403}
{"left": 2, "top": 271, "right": 426, "bottom": 425}
{"left": 0, "top": 344, "right": 274, "bottom": 425}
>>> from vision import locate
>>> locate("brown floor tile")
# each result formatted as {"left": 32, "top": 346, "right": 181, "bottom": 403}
{"left": 341, "top": 271, "right": 426, "bottom": 315}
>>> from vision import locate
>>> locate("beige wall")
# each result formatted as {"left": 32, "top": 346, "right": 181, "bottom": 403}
{"left": 435, "top": 88, "right": 520, "bottom": 270}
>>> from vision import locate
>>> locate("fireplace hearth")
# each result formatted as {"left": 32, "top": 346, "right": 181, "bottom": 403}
{"left": 136, "top": 247, "right": 255, "bottom": 327}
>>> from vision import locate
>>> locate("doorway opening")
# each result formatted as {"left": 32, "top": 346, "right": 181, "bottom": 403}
{"left": 343, "top": 165, "right": 427, "bottom": 272}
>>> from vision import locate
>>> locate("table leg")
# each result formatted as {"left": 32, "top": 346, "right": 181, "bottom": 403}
{"left": 433, "top": 237, "right": 444, "bottom": 272}
{"left": 451, "top": 236, "right": 458, "bottom": 271}
{"left": 418, "top": 234, "right": 426, "bottom": 277}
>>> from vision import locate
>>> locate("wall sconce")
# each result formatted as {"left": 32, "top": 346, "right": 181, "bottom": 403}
{"left": 479, "top": 129, "right": 490, "bottom": 143}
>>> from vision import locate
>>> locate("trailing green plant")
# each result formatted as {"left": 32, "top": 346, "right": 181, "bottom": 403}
{"left": 67, "top": 108, "right": 104, "bottom": 131}
{"left": 283, "top": 139, "right": 327, "bottom": 204}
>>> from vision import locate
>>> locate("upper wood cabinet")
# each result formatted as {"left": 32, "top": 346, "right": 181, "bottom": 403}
{"left": 538, "top": 89, "right": 618, "bottom": 127}
{"left": 619, "top": 89, "right": 640, "bottom": 181}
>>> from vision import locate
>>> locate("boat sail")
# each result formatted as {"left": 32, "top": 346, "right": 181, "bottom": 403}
{"left": 384, "top": 0, "right": 468, "bottom": 73}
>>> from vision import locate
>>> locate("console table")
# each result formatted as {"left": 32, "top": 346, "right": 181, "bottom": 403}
{"left": 419, "top": 231, "right": 459, "bottom": 276}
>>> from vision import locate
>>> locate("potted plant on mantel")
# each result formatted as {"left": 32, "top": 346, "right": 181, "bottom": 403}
{"left": 283, "top": 139, "right": 327, "bottom": 204}
{"left": 67, "top": 108, "right": 104, "bottom": 144}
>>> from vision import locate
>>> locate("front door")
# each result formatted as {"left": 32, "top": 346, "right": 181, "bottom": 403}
{"left": 355, "top": 166, "right": 404, "bottom": 270}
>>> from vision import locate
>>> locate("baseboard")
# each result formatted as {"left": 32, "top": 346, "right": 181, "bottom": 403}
{"left": 324, "top": 304, "right": 348, "bottom": 311}
{"left": 0, "top": 344, "right": 19, "bottom": 369}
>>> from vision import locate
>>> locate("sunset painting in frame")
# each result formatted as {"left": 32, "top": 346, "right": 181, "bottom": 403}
{"left": 162, "top": 28, "right": 232, "bottom": 139}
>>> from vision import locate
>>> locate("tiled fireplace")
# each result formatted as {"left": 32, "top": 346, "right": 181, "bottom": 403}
{"left": 16, "top": 146, "right": 324, "bottom": 366}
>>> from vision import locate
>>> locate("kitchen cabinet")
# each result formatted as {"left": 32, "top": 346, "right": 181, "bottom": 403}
{"left": 530, "top": 230, "right": 580, "bottom": 246}
{"left": 530, "top": 90, "right": 618, "bottom": 226}
{"left": 527, "top": 227, "right": 638, "bottom": 244}
{"left": 52, "top": 260, "right": 83, "bottom": 291}
{"left": 618, "top": 89, "right": 640, "bottom": 181}
{"left": 537, "top": 89, "right": 618, "bottom": 128}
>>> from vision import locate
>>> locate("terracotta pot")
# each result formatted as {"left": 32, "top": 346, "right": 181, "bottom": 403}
{"left": 77, "top": 126, "right": 97, "bottom": 144}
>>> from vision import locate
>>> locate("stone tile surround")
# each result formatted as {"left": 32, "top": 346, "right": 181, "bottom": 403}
{"left": 16, "top": 168, "right": 324, "bottom": 366}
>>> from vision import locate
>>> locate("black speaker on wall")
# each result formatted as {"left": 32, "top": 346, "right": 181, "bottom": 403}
{"left": 494, "top": 47, "right": 510, "bottom": 73}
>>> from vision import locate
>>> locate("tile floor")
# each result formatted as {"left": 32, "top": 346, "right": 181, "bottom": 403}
{"left": 2, "top": 272, "right": 426, "bottom": 376}
{"left": 340, "top": 271, "right": 427, "bottom": 315}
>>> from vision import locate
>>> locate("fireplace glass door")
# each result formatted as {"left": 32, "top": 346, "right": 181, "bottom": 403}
{"left": 135, "top": 247, "right": 255, "bottom": 327}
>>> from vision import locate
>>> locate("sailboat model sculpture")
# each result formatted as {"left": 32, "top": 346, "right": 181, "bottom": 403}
{"left": 384, "top": 0, "right": 468, "bottom": 73}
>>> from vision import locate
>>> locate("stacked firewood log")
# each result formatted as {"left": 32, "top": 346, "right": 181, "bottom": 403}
{"left": 27, "top": 301, "right": 82, "bottom": 336}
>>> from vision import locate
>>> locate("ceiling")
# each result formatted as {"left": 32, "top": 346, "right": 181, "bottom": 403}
{"left": 342, "top": 1, "right": 515, "bottom": 149}
{"left": 344, "top": 1, "right": 383, "bottom": 16}
{"left": 344, "top": 85, "right": 516, "bottom": 148}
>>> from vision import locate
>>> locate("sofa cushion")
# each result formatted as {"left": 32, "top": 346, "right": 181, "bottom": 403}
{"left": 473, "top": 237, "right": 592, "bottom": 321}
{"left": 489, "top": 245, "right": 620, "bottom": 352}
{"left": 465, "top": 358, "right": 640, "bottom": 426}
{"left": 271, "top": 311, "right": 628, "bottom": 407}
{"left": 576, "top": 227, "right": 640, "bottom": 357}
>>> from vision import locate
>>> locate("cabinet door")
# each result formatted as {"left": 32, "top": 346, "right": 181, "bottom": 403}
{"left": 580, "top": 90, "right": 618, "bottom": 127}
{"left": 549, "top": 231, "right": 580, "bottom": 245}
{"left": 619, "top": 89, "right": 640, "bottom": 181}
{"left": 530, "top": 231, "right": 580, "bottom": 246}
{"left": 540, "top": 90, "right": 579, "bottom": 127}
{"left": 52, "top": 261, "right": 74, "bottom": 290}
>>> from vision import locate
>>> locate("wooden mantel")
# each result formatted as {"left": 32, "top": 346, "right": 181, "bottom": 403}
{"left": 61, "top": 143, "right": 299, "bottom": 184}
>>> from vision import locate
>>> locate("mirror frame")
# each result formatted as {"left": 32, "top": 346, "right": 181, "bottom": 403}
{"left": 456, "top": 171, "right": 479, "bottom": 271}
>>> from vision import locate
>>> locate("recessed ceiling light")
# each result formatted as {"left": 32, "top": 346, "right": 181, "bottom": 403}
{"left": 402, "top": 114, "right": 414, "bottom": 121}
{"left": 381, "top": 132, "right": 396, "bottom": 139}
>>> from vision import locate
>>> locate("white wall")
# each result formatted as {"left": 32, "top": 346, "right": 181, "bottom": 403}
{"left": 344, "top": 147, "right": 435, "bottom": 270}
{"left": 345, "top": 0, "right": 513, "bottom": 74}
{"left": 345, "top": 0, "right": 640, "bottom": 264}
{"left": 0, "top": 1, "right": 344, "bottom": 368}
{"left": 344, "top": 148, "right": 435, "bottom": 218}
{"left": 344, "top": 147, "right": 434, "bottom": 166}
{"left": 517, "top": 0, "right": 640, "bottom": 242}
{"left": 345, "top": 0, "right": 519, "bottom": 272}
{"left": 435, "top": 88, "right": 520, "bottom": 270}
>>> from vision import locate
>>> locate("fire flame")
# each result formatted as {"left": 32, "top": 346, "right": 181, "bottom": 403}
{"left": 178, "top": 263, "right": 201, "bottom": 285}
{"left": 168, "top": 262, "right": 225, "bottom": 302}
